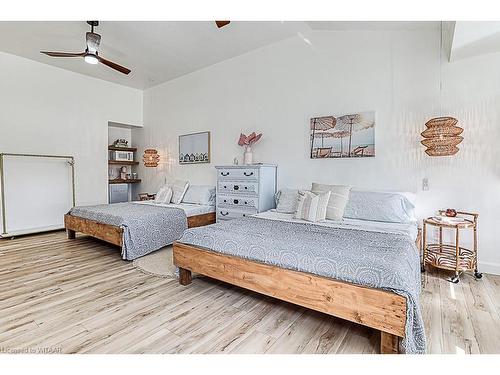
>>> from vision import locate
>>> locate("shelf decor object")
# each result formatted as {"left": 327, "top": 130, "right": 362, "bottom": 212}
{"left": 422, "top": 210, "right": 481, "bottom": 284}
{"left": 420, "top": 117, "right": 464, "bottom": 156}
{"left": 143, "top": 149, "right": 160, "bottom": 167}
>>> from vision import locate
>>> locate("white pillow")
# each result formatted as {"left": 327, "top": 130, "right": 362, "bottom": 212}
{"left": 311, "top": 183, "right": 352, "bottom": 221}
{"left": 170, "top": 180, "right": 190, "bottom": 204}
{"left": 344, "top": 190, "right": 416, "bottom": 223}
{"left": 275, "top": 189, "right": 300, "bottom": 213}
{"left": 155, "top": 185, "right": 172, "bottom": 204}
{"left": 182, "top": 185, "right": 216, "bottom": 205}
{"left": 293, "top": 190, "right": 331, "bottom": 222}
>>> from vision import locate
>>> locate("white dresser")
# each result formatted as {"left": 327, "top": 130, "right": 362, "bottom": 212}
{"left": 215, "top": 164, "right": 277, "bottom": 222}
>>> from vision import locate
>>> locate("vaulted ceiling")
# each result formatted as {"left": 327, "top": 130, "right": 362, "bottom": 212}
{"left": 0, "top": 21, "right": 439, "bottom": 89}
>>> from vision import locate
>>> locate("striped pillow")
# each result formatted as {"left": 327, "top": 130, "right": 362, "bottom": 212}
{"left": 311, "top": 183, "right": 352, "bottom": 221}
{"left": 293, "top": 190, "right": 331, "bottom": 222}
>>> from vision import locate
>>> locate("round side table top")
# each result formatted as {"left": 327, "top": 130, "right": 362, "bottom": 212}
{"left": 424, "top": 216, "right": 475, "bottom": 229}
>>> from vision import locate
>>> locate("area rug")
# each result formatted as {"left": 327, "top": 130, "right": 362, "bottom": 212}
{"left": 132, "top": 245, "right": 177, "bottom": 279}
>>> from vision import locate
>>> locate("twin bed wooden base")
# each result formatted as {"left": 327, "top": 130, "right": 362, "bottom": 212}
{"left": 64, "top": 212, "right": 216, "bottom": 248}
{"left": 173, "top": 231, "right": 421, "bottom": 355}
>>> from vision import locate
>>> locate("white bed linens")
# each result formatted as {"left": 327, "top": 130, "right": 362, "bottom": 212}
{"left": 254, "top": 209, "right": 419, "bottom": 242}
{"left": 133, "top": 200, "right": 215, "bottom": 217}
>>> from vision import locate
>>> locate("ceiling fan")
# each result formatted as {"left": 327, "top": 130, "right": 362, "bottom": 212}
{"left": 40, "top": 21, "right": 131, "bottom": 75}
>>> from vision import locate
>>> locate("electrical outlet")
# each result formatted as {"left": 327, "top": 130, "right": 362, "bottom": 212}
{"left": 422, "top": 178, "right": 429, "bottom": 191}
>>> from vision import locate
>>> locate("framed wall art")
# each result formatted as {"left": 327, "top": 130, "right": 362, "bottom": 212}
{"left": 179, "top": 131, "right": 211, "bottom": 164}
{"left": 310, "top": 111, "right": 375, "bottom": 159}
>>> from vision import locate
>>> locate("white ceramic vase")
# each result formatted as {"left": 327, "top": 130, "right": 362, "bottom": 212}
{"left": 243, "top": 146, "right": 253, "bottom": 165}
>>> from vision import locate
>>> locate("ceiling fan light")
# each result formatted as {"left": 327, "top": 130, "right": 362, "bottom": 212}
{"left": 84, "top": 54, "right": 98, "bottom": 65}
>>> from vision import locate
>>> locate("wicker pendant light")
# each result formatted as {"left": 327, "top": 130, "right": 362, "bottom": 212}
{"left": 421, "top": 23, "right": 463, "bottom": 157}
{"left": 143, "top": 149, "right": 159, "bottom": 167}
{"left": 421, "top": 117, "right": 463, "bottom": 156}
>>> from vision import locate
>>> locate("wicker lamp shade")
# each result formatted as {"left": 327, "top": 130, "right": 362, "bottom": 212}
{"left": 421, "top": 117, "right": 463, "bottom": 156}
{"left": 143, "top": 149, "right": 160, "bottom": 167}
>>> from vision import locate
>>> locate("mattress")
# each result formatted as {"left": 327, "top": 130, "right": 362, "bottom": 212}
{"left": 254, "top": 209, "right": 419, "bottom": 242}
{"left": 133, "top": 201, "right": 215, "bottom": 217}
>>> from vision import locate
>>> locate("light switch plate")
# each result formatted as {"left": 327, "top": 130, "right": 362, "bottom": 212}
{"left": 422, "top": 177, "right": 429, "bottom": 191}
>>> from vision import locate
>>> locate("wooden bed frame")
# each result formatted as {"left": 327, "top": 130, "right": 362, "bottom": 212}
{"left": 173, "top": 229, "right": 422, "bottom": 354}
{"left": 64, "top": 212, "right": 216, "bottom": 248}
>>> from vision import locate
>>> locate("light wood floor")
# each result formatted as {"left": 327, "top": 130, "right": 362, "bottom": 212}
{"left": 1, "top": 231, "right": 500, "bottom": 354}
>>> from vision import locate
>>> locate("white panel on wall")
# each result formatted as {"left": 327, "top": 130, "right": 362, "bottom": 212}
{"left": 0, "top": 154, "right": 74, "bottom": 236}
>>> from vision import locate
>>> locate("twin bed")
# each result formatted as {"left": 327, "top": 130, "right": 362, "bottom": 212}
{"left": 65, "top": 201, "right": 215, "bottom": 260}
{"left": 65, "top": 188, "right": 425, "bottom": 354}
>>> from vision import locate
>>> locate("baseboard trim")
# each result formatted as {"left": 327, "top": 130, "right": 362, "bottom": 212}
{"left": 478, "top": 261, "right": 500, "bottom": 276}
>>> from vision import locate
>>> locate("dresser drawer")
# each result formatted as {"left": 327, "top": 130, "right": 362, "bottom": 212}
{"left": 218, "top": 181, "right": 258, "bottom": 195}
{"left": 217, "top": 207, "right": 257, "bottom": 221}
{"left": 217, "top": 195, "right": 258, "bottom": 209}
{"left": 217, "top": 168, "right": 259, "bottom": 180}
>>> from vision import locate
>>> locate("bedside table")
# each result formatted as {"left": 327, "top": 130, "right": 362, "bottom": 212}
{"left": 422, "top": 211, "right": 482, "bottom": 283}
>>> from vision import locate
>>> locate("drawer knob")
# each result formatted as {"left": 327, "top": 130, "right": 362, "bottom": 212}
{"left": 234, "top": 185, "right": 239, "bottom": 190}
{"left": 224, "top": 185, "right": 227, "bottom": 189}
{"left": 221, "top": 172, "right": 230, "bottom": 176}
{"left": 233, "top": 199, "right": 239, "bottom": 204}
{"left": 220, "top": 211, "right": 229, "bottom": 216}
{"left": 243, "top": 214, "right": 246, "bottom": 217}
{"left": 244, "top": 172, "right": 254, "bottom": 176}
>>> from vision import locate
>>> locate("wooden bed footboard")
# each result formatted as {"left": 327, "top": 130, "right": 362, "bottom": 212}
{"left": 64, "top": 214, "right": 122, "bottom": 246}
{"left": 64, "top": 211, "right": 216, "bottom": 249}
{"left": 173, "top": 242, "right": 407, "bottom": 354}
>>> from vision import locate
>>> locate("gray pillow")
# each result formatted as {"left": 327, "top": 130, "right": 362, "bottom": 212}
{"left": 311, "top": 183, "right": 352, "bottom": 221}
{"left": 344, "top": 191, "right": 416, "bottom": 223}
{"left": 182, "top": 185, "right": 216, "bottom": 205}
{"left": 170, "top": 179, "right": 190, "bottom": 204}
{"left": 275, "top": 189, "right": 300, "bottom": 213}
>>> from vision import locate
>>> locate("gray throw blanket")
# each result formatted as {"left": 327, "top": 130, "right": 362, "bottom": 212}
{"left": 69, "top": 203, "right": 187, "bottom": 260}
{"left": 178, "top": 217, "right": 426, "bottom": 354}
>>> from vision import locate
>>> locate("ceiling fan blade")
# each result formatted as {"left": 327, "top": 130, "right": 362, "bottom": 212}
{"left": 215, "top": 21, "right": 230, "bottom": 28}
{"left": 40, "top": 51, "right": 85, "bottom": 57}
{"left": 86, "top": 32, "right": 101, "bottom": 53}
{"left": 97, "top": 56, "right": 131, "bottom": 75}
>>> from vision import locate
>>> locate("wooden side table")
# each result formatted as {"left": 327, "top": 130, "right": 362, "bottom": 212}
{"left": 422, "top": 211, "right": 482, "bottom": 283}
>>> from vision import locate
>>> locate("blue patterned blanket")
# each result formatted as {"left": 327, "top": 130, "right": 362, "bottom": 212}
{"left": 178, "top": 216, "right": 425, "bottom": 353}
{"left": 69, "top": 203, "right": 187, "bottom": 260}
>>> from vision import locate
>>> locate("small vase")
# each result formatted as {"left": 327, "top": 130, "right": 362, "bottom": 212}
{"left": 243, "top": 146, "right": 253, "bottom": 165}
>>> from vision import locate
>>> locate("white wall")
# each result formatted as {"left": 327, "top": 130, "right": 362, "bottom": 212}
{"left": 136, "top": 29, "right": 500, "bottom": 274}
{"left": 0, "top": 52, "right": 143, "bottom": 206}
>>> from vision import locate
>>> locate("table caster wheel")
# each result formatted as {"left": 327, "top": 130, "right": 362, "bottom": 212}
{"left": 474, "top": 270, "right": 483, "bottom": 279}
{"left": 449, "top": 275, "right": 460, "bottom": 284}
{"left": 421, "top": 265, "right": 425, "bottom": 273}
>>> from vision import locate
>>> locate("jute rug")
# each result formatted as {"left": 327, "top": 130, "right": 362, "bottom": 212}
{"left": 132, "top": 246, "right": 177, "bottom": 279}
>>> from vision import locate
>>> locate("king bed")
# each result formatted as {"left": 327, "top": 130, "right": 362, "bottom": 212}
{"left": 173, "top": 195, "right": 425, "bottom": 354}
